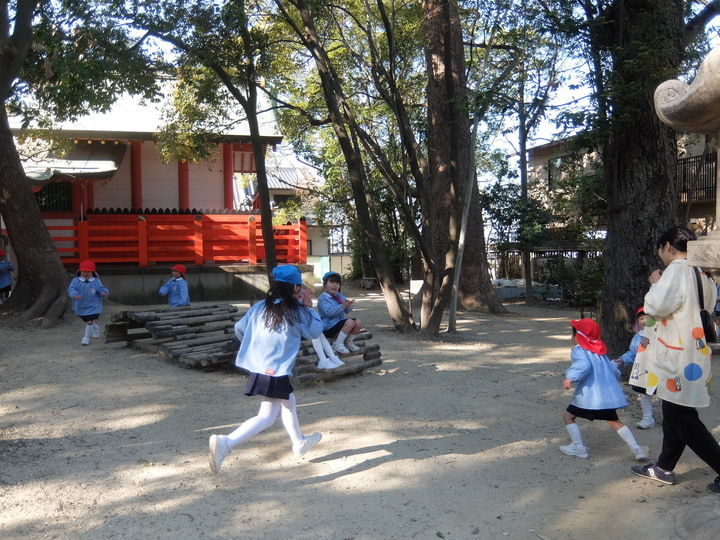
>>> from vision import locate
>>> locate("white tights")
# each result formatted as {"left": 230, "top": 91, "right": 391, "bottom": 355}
{"left": 225, "top": 394, "right": 304, "bottom": 449}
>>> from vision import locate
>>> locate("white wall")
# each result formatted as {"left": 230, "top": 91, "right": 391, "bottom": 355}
{"left": 93, "top": 144, "right": 132, "bottom": 210}
{"left": 92, "top": 142, "right": 226, "bottom": 211}
{"left": 141, "top": 143, "right": 178, "bottom": 209}
{"left": 188, "top": 148, "right": 224, "bottom": 210}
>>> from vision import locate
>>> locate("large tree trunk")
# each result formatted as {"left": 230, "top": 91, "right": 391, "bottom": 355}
{"left": 458, "top": 180, "right": 507, "bottom": 313}
{"left": 594, "top": 0, "right": 685, "bottom": 354}
{"left": 0, "top": 108, "right": 70, "bottom": 325}
{"left": 0, "top": 0, "right": 68, "bottom": 324}
{"left": 423, "top": 0, "right": 499, "bottom": 330}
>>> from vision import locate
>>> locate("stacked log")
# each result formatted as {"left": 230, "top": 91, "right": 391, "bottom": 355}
{"left": 107, "top": 304, "right": 382, "bottom": 387}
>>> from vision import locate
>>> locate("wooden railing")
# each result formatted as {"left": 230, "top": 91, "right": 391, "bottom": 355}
{"left": 47, "top": 212, "right": 307, "bottom": 267}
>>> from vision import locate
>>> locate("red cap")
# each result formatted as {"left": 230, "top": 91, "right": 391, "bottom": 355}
{"left": 172, "top": 264, "right": 187, "bottom": 275}
{"left": 570, "top": 319, "right": 608, "bottom": 355}
{"left": 79, "top": 260, "right": 96, "bottom": 272}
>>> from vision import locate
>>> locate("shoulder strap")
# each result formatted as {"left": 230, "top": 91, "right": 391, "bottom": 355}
{"left": 693, "top": 267, "right": 706, "bottom": 310}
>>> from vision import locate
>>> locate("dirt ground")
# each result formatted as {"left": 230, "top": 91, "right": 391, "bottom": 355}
{"left": 3, "top": 288, "right": 720, "bottom": 540}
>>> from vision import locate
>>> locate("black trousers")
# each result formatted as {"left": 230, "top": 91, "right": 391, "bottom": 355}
{"left": 657, "top": 399, "right": 720, "bottom": 475}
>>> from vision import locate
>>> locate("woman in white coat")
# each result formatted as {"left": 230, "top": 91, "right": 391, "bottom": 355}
{"left": 630, "top": 225, "right": 720, "bottom": 494}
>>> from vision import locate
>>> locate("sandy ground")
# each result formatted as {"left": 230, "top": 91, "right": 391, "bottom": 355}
{"left": 3, "top": 288, "right": 720, "bottom": 540}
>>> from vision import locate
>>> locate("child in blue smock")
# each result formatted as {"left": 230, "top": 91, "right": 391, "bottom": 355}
{"left": 158, "top": 264, "right": 190, "bottom": 307}
{"left": 613, "top": 308, "right": 655, "bottom": 429}
{"left": 560, "top": 318, "right": 648, "bottom": 461}
{"left": 299, "top": 284, "right": 344, "bottom": 370}
{"left": 68, "top": 260, "right": 109, "bottom": 346}
{"left": 0, "top": 248, "right": 14, "bottom": 303}
{"left": 207, "top": 265, "right": 324, "bottom": 474}
{"left": 317, "top": 271, "right": 363, "bottom": 355}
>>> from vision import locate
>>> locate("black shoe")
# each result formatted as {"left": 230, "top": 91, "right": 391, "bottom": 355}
{"left": 707, "top": 476, "right": 720, "bottom": 494}
{"left": 631, "top": 462, "right": 676, "bottom": 485}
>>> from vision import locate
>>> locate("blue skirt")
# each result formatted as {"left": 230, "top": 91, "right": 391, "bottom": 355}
{"left": 244, "top": 373, "right": 293, "bottom": 400}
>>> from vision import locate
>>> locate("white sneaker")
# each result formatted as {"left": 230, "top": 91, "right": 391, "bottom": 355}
{"left": 208, "top": 434, "right": 230, "bottom": 474}
{"left": 92, "top": 324, "right": 101, "bottom": 339}
{"left": 345, "top": 340, "right": 360, "bottom": 352}
{"left": 329, "top": 355, "right": 345, "bottom": 367}
{"left": 559, "top": 443, "right": 588, "bottom": 458}
{"left": 81, "top": 337, "right": 90, "bottom": 346}
{"left": 293, "top": 432, "right": 322, "bottom": 457}
{"left": 317, "top": 358, "right": 337, "bottom": 370}
{"left": 332, "top": 341, "right": 350, "bottom": 354}
{"left": 631, "top": 445, "right": 649, "bottom": 461}
{"left": 636, "top": 418, "right": 655, "bottom": 429}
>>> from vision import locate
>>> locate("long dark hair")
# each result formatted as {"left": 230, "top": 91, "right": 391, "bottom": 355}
{"left": 656, "top": 225, "right": 696, "bottom": 253}
{"left": 262, "top": 280, "right": 304, "bottom": 330}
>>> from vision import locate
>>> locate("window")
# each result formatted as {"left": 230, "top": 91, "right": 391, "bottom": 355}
{"left": 547, "top": 156, "right": 565, "bottom": 190}
{"left": 35, "top": 182, "right": 72, "bottom": 212}
{"left": 328, "top": 226, "right": 349, "bottom": 254}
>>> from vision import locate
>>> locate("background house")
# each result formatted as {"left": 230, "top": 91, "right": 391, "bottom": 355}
{"left": 516, "top": 134, "right": 716, "bottom": 289}
{"left": 527, "top": 134, "right": 716, "bottom": 232}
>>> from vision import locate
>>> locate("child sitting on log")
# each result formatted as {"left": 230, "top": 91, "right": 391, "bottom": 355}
{"left": 317, "top": 271, "right": 363, "bottom": 354}
{"left": 299, "top": 284, "right": 344, "bottom": 370}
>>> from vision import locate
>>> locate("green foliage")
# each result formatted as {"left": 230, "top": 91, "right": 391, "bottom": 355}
{"left": 11, "top": 1, "right": 168, "bottom": 127}
{"left": 544, "top": 254, "right": 603, "bottom": 308}
{"left": 536, "top": 151, "right": 608, "bottom": 239}
{"left": 271, "top": 196, "right": 302, "bottom": 225}
{"left": 479, "top": 180, "right": 552, "bottom": 250}
{"left": 155, "top": 69, "right": 239, "bottom": 163}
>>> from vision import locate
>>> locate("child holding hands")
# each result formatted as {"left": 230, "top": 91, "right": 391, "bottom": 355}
{"left": 560, "top": 318, "right": 648, "bottom": 461}
{"left": 613, "top": 308, "right": 656, "bottom": 429}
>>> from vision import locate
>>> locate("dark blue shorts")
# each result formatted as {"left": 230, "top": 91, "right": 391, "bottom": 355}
{"left": 566, "top": 404, "right": 619, "bottom": 422}
{"left": 323, "top": 318, "right": 356, "bottom": 338}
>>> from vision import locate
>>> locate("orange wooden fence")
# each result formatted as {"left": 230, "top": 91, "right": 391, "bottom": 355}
{"left": 46, "top": 214, "right": 307, "bottom": 267}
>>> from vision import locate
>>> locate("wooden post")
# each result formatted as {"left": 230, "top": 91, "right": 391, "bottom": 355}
{"left": 248, "top": 215, "right": 257, "bottom": 265}
{"left": 78, "top": 219, "right": 89, "bottom": 261}
{"left": 131, "top": 141, "right": 143, "bottom": 210}
{"left": 138, "top": 217, "right": 148, "bottom": 266}
{"left": 194, "top": 214, "right": 204, "bottom": 265}
{"left": 299, "top": 217, "right": 307, "bottom": 263}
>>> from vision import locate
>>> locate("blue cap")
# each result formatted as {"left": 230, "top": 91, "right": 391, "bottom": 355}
{"left": 273, "top": 265, "right": 303, "bottom": 285}
{"left": 322, "top": 271, "right": 341, "bottom": 282}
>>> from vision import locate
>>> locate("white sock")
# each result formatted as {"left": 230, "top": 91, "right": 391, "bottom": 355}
{"left": 616, "top": 425, "right": 639, "bottom": 447}
{"left": 565, "top": 423, "right": 584, "bottom": 446}
{"left": 311, "top": 338, "right": 328, "bottom": 361}
{"left": 83, "top": 325, "right": 93, "bottom": 339}
{"left": 640, "top": 394, "right": 654, "bottom": 420}
{"left": 336, "top": 331, "right": 348, "bottom": 344}
{"left": 320, "top": 336, "right": 335, "bottom": 357}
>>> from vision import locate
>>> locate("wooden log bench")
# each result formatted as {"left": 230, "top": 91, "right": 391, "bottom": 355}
{"left": 107, "top": 303, "right": 382, "bottom": 387}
